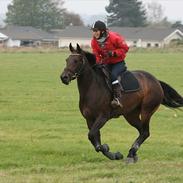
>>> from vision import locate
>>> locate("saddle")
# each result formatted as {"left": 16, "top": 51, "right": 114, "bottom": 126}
{"left": 118, "top": 70, "right": 140, "bottom": 92}
{"left": 94, "top": 64, "right": 140, "bottom": 93}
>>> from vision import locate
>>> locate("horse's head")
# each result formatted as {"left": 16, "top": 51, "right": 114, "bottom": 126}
{"left": 60, "top": 43, "right": 86, "bottom": 85}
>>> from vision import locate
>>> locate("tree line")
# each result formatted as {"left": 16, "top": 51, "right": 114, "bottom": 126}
{"left": 6, "top": 0, "right": 83, "bottom": 30}
{"left": 5, "top": 0, "right": 183, "bottom": 30}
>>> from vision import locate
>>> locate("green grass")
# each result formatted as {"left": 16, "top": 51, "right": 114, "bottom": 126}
{"left": 0, "top": 51, "right": 183, "bottom": 183}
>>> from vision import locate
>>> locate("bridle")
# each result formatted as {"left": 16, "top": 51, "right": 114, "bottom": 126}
{"left": 67, "top": 53, "right": 86, "bottom": 79}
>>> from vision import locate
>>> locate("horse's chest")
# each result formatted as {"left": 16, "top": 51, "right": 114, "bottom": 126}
{"left": 79, "top": 100, "right": 98, "bottom": 119}
{"left": 81, "top": 107, "right": 93, "bottom": 119}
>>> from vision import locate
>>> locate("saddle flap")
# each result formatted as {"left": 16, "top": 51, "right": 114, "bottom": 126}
{"left": 118, "top": 71, "right": 140, "bottom": 92}
{"left": 93, "top": 64, "right": 140, "bottom": 93}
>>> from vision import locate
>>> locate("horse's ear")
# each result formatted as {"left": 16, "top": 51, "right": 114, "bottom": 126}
{"left": 69, "top": 43, "right": 75, "bottom": 52}
{"left": 76, "top": 43, "right": 82, "bottom": 53}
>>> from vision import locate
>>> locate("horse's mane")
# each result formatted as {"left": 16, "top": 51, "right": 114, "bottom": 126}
{"left": 83, "top": 50, "right": 96, "bottom": 66}
{"left": 83, "top": 50, "right": 112, "bottom": 91}
{"left": 83, "top": 50, "right": 110, "bottom": 75}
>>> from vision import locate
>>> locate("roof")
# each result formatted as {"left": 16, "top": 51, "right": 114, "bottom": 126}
{"left": 55, "top": 25, "right": 183, "bottom": 41}
{"left": 112, "top": 27, "right": 183, "bottom": 41}
{"left": 0, "top": 25, "right": 56, "bottom": 41}
{"left": 0, "top": 32, "right": 8, "bottom": 40}
{"left": 1, "top": 25, "right": 182, "bottom": 42}
{"left": 55, "top": 26, "right": 91, "bottom": 38}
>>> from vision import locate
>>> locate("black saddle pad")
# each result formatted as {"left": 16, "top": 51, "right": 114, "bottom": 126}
{"left": 119, "top": 71, "right": 140, "bottom": 92}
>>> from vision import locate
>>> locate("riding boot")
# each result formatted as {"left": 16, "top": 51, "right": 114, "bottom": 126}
{"left": 111, "top": 83, "right": 123, "bottom": 108}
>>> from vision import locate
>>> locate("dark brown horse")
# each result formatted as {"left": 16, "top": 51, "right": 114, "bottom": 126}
{"left": 60, "top": 43, "right": 183, "bottom": 164}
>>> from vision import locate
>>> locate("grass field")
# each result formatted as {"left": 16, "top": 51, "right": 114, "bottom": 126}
{"left": 0, "top": 51, "right": 183, "bottom": 183}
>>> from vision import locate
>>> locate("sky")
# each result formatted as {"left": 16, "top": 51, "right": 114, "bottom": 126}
{"left": 0, "top": 0, "right": 183, "bottom": 22}
{"left": 64, "top": 0, "right": 183, "bottom": 22}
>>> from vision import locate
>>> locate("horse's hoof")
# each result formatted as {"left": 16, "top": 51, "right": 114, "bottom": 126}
{"left": 125, "top": 156, "right": 138, "bottom": 164}
{"left": 133, "top": 155, "right": 138, "bottom": 163}
{"left": 125, "top": 157, "right": 135, "bottom": 164}
{"left": 95, "top": 145, "right": 101, "bottom": 152}
{"left": 115, "top": 152, "right": 123, "bottom": 160}
{"left": 101, "top": 144, "right": 110, "bottom": 152}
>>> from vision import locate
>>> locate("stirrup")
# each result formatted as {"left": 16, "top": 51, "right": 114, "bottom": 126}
{"left": 111, "top": 98, "right": 123, "bottom": 108}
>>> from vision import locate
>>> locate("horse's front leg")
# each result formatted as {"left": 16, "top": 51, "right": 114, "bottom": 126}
{"left": 87, "top": 116, "right": 123, "bottom": 160}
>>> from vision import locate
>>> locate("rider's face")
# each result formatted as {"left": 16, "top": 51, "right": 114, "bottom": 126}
{"left": 92, "top": 29, "right": 101, "bottom": 39}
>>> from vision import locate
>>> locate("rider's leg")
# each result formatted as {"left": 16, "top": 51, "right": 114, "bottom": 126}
{"left": 110, "top": 61, "right": 127, "bottom": 108}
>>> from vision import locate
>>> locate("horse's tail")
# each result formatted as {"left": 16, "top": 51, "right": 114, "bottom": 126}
{"left": 159, "top": 80, "right": 183, "bottom": 108}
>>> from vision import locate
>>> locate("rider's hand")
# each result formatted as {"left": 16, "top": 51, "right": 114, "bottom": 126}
{"left": 108, "top": 51, "right": 117, "bottom": 57}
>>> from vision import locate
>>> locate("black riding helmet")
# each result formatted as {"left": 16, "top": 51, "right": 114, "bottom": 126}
{"left": 92, "top": 20, "right": 108, "bottom": 39}
{"left": 92, "top": 20, "right": 107, "bottom": 31}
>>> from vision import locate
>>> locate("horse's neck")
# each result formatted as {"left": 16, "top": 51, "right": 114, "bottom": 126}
{"left": 77, "top": 64, "right": 107, "bottom": 96}
{"left": 77, "top": 64, "right": 94, "bottom": 93}
{"left": 77, "top": 63, "right": 111, "bottom": 112}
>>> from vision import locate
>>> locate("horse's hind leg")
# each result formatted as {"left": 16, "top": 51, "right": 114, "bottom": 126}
{"left": 124, "top": 109, "right": 151, "bottom": 164}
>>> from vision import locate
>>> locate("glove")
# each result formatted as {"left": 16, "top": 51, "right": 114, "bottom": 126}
{"left": 108, "top": 51, "right": 117, "bottom": 57}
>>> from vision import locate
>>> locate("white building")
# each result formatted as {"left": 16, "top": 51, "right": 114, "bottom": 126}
{"left": 1, "top": 25, "right": 183, "bottom": 48}
{"left": 0, "top": 25, "right": 57, "bottom": 47}
{"left": 0, "top": 32, "right": 8, "bottom": 47}
{"left": 56, "top": 26, "right": 183, "bottom": 48}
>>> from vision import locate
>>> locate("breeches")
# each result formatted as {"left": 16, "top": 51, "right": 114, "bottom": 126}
{"left": 109, "top": 61, "right": 127, "bottom": 82}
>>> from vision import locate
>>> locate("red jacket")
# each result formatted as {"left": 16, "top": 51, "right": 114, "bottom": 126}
{"left": 91, "top": 31, "right": 129, "bottom": 64}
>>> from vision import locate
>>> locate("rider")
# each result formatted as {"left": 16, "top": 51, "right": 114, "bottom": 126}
{"left": 91, "top": 20, "right": 129, "bottom": 108}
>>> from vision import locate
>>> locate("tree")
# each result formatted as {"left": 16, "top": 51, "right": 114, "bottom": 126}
{"left": 146, "top": 2, "right": 164, "bottom": 23}
{"left": 63, "top": 11, "right": 84, "bottom": 26}
{"left": 5, "top": 0, "right": 66, "bottom": 30}
{"left": 147, "top": 17, "right": 172, "bottom": 28}
{"left": 105, "top": 0, "right": 147, "bottom": 27}
{"left": 172, "top": 21, "right": 183, "bottom": 28}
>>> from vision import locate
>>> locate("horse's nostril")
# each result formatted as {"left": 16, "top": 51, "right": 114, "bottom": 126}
{"left": 60, "top": 74, "right": 70, "bottom": 85}
{"left": 61, "top": 75, "right": 68, "bottom": 80}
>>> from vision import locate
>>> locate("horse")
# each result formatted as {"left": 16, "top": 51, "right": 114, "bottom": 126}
{"left": 60, "top": 43, "right": 183, "bottom": 164}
